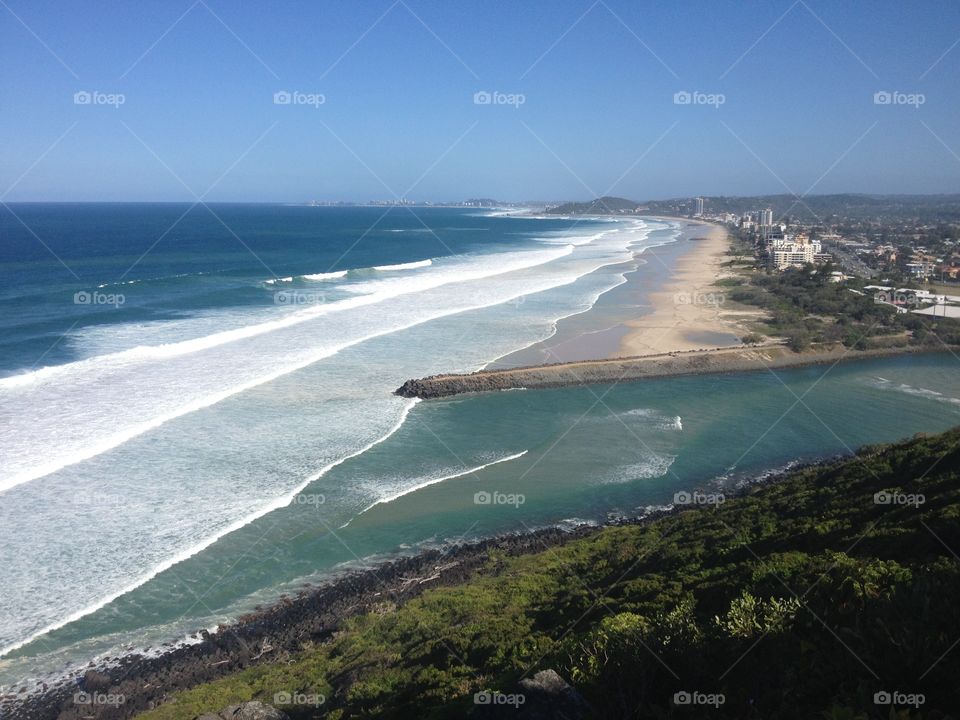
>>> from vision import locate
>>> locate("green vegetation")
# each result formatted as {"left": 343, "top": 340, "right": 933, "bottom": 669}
{"left": 138, "top": 429, "right": 960, "bottom": 719}
{"left": 721, "top": 240, "right": 960, "bottom": 351}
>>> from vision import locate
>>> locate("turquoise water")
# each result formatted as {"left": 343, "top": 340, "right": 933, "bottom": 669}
{"left": 5, "top": 352, "right": 958, "bottom": 683}
{"left": 0, "top": 206, "right": 671, "bottom": 677}
{"left": 1, "top": 204, "right": 958, "bottom": 685}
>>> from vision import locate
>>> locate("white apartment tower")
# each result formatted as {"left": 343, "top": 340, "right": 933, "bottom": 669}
{"left": 694, "top": 197, "right": 704, "bottom": 216}
{"left": 769, "top": 234, "right": 822, "bottom": 269}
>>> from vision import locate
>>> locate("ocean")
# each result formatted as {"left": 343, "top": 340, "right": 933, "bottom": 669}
{"left": 1, "top": 204, "right": 958, "bottom": 685}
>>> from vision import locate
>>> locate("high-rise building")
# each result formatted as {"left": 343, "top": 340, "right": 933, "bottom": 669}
{"left": 761, "top": 208, "right": 773, "bottom": 226}
{"left": 694, "top": 197, "right": 704, "bottom": 216}
{"left": 769, "top": 234, "right": 822, "bottom": 269}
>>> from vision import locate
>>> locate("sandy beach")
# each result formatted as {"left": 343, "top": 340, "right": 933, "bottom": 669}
{"left": 615, "top": 219, "right": 742, "bottom": 357}
{"left": 490, "top": 216, "right": 744, "bottom": 369}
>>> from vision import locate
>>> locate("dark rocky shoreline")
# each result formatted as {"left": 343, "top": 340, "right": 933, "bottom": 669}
{"left": 0, "top": 523, "right": 615, "bottom": 720}
{"left": 0, "top": 455, "right": 830, "bottom": 720}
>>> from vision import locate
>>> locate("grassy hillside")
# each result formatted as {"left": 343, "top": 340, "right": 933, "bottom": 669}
{"left": 139, "top": 429, "right": 960, "bottom": 719}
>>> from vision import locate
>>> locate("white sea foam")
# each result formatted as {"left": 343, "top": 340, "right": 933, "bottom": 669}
{"left": 342, "top": 450, "right": 528, "bottom": 527}
{"left": 0, "top": 250, "right": 566, "bottom": 392}
{"left": 0, "top": 216, "right": 681, "bottom": 660}
{"left": 601, "top": 454, "right": 677, "bottom": 484}
{"left": 95, "top": 272, "right": 205, "bottom": 289}
{"left": 372, "top": 259, "right": 433, "bottom": 271}
{"left": 622, "top": 408, "right": 683, "bottom": 431}
{"left": 0, "top": 398, "right": 420, "bottom": 659}
{"left": 583, "top": 407, "right": 683, "bottom": 432}
{"left": 96, "top": 279, "right": 142, "bottom": 288}
{"left": 0, "top": 243, "right": 606, "bottom": 491}
{"left": 871, "top": 377, "right": 960, "bottom": 408}
{"left": 302, "top": 270, "right": 348, "bottom": 280}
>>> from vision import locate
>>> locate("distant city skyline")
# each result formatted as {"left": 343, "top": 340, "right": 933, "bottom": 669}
{"left": 3, "top": 0, "right": 960, "bottom": 202}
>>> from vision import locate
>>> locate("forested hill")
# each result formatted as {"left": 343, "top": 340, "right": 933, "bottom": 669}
{"left": 545, "top": 196, "right": 640, "bottom": 214}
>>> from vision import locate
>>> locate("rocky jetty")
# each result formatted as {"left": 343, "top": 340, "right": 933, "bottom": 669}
{"left": 395, "top": 344, "right": 950, "bottom": 399}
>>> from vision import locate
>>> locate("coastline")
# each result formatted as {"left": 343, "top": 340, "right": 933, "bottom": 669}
{"left": 1, "top": 455, "right": 822, "bottom": 720}
{"left": 615, "top": 217, "right": 743, "bottom": 357}
{"left": 13, "top": 424, "right": 960, "bottom": 719}
{"left": 8, "top": 211, "right": 959, "bottom": 718}
{"left": 491, "top": 215, "right": 738, "bottom": 368}
{"left": 396, "top": 214, "right": 958, "bottom": 399}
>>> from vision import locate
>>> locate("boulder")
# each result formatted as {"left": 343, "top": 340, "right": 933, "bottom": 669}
{"left": 81, "top": 670, "right": 113, "bottom": 692}
{"left": 518, "top": 670, "right": 591, "bottom": 719}
{"left": 470, "top": 669, "right": 591, "bottom": 719}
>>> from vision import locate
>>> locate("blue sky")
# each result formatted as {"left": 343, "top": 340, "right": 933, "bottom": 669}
{"left": 3, "top": 0, "right": 960, "bottom": 202}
